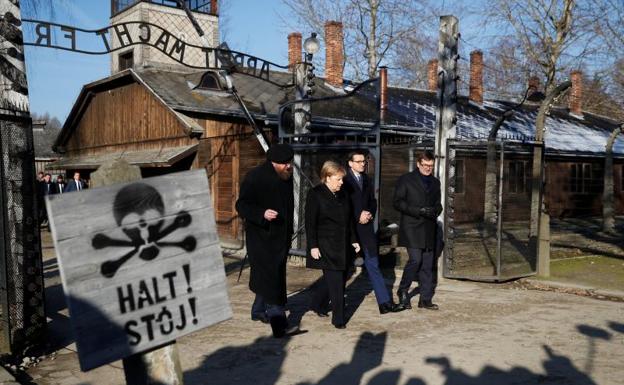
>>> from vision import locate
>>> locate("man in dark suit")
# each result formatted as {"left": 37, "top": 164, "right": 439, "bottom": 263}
{"left": 55, "top": 175, "right": 66, "bottom": 195}
{"left": 393, "top": 150, "right": 442, "bottom": 310}
{"left": 65, "top": 171, "right": 85, "bottom": 192}
{"left": 344, "top": 150, "right": 404, "bottom": 314}
{"left": 236, "top": 144, "right": 297, "bottom": 338}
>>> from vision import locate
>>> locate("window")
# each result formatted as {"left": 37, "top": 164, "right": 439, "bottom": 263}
{"left": 118, "top": 50, "right": 134, "bottom": 71}
{"left": 454, "top": 159, "right": 465, "bottom": 194}
{"left": 112, "top": 1, "right": 212, "bottom": 15}
{"left": 508, "top": 161, "right": 530, "bottom": 193}
{"left": 195, "top": 72, "right": 223, "bottom": 91}
{"left": 570, "top": 163, "right": 603, "bottom": 194}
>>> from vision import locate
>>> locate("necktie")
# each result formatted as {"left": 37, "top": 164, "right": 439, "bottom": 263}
{"left": 77, "top": 181, "right": 81, "bottom": 191}
{"left": 356, "top": 174, "right": 362, "bottom": 189}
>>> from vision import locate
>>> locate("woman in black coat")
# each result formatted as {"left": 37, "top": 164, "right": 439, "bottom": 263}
{"left": 305, "top": 161, "right": 360, "bottom": 329}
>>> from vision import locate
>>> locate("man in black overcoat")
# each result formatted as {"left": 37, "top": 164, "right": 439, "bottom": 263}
{"left": 235, "top": 144, "right": 296, "bottom": 337}
{"left": 393, "top": 150, "right": 443, "bottom": 310}
{"left": 343, "top": 150, "right": 404, "bottom": 314}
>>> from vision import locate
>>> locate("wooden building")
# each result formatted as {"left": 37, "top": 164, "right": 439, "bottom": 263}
{"left": 51, "top": 1, "right": 624, "bottom": 248}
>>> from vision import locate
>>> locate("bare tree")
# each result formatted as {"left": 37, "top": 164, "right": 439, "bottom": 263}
{"left": 279, "top": 0, "right": 438, "bottom": 82}
{"left": 482, "top": 1, "right": 580, "bottom": 274}
{"left": 481, "top": 39, "right": 539, "bottom": 100}
{"left": 485, "top": 1, "right": 595, "bottom": 93}
{"left": 590, "top": 0, "right": 624, "bottom": 56}
{"left": 582, "top": 74, "right": 624, "bottom": 121}
{"left": 483, "top": 87, "right": 533, "bottom": 229}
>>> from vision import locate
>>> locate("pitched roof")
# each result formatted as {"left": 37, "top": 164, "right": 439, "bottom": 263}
{"left": 32, "top": 122, "right": 61, "bottom": 158}
{"left": 60, "top": 66, "right": 623, "bottom": 157}
{"left": 47, "top": 144, "right": 198, "bottom": 169}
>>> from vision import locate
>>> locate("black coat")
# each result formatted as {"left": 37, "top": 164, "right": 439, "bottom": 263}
{"left": 236, "top": 161, "right": 293, "bottom": 306}
{"left": 305, "top": 184, "right": 356, "bottom": 271}
{"left": 343, "top": 170, "right": 377, "bottom": 251}
{"left": 393, "top": 171, "right": 442, "bottom": 249}
{"left": 39, "top": 181, "right": 56, "bottom": 196}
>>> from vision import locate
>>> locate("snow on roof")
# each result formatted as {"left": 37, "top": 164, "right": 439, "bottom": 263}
{"left": 384, "top": 89, "right": 623, "bottom": 156}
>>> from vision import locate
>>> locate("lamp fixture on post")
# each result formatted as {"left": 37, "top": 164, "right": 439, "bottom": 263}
{"left": 303, "top": 32, "right": 320, "bottom": 61}
{"left": 303, "top": 32, "right": 319, "bottom": 96}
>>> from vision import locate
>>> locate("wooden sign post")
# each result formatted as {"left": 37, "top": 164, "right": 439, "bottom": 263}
{"left": 46, "top": 164, "right": 231, "bottom": 380}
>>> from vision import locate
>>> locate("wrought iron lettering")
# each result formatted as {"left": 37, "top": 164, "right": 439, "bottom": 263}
{"left": 60, "top": 26, "right": 76, "bottom": 50}
{"left": 22, "top": 19, "right": 293, "bottom": 87}
{"left": 34, "top": 22, "right": 51, "bottom": 46}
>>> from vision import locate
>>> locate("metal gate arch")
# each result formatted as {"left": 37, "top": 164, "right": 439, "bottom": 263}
{"left": 443, "top": 139, "right": 542, "bottom": 281}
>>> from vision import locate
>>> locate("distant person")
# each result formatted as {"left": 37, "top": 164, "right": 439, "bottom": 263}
{"left": 55, "top": 175, "right": 66, "bottom": 194}
{"left": 39, "top": 173, "right": 56, "bottom": 227}
{"left": 393, "top": 150, "right": 442, "bottom": 310}
{"left": 344, "top": 150, "right": 404, "bottom": 314}
{"left": 40, "top": 173, "right": 56, "bottom": 196}
{"left": 306, "top": 160, "right": 360, "bottom": 329}
{"left": 235, "top": 144, "right": 298, "bottom": 338}
{"left": 36, "top": 171, "right": 46, "bottom": 227}
{"left": 65, "top": 171, "right": 86, "bottom": 192}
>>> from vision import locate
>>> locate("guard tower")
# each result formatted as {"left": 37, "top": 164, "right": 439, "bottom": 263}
{"left": 110, "top": 0, "right": 219, "bottom": 73}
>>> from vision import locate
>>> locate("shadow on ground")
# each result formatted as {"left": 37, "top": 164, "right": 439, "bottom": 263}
{"left": 182, "top": 322, "right": 612, "bottom": 385}
{"left": 550, "top": 217, "right": 624, "bottom": 260}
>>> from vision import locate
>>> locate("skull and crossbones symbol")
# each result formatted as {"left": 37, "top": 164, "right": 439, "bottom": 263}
{"left": 92, "top": 183, "right": 196, "bottom": 278}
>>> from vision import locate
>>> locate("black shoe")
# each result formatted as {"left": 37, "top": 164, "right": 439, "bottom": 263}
{"left": 391, "top": 302, "right": 407, "bottom": 312}
{"left": 269, "top": 315, "right": 289, "bottom": 338}
{"left": 418, "top": 300, "right": 439, "bottom": 310}
{"left": 314, "top": 310, "right": 329, "bottom": 318}
{"left": 397, "top": 290, "right": 412, "bottom": 310}
{"left": 251, "top": 314, "right": 269, "bottom": 324}
{"left": 283, "top": 324, "right": 302, "bottom": 336}
{"left": 379, "top": 302, "right": 405, "bottom": 314}
{"left": 334, "top": 323, "right": 346, "bottom": 329}
{"left": 379, "top": 302, "right": 392, "bottom": 314}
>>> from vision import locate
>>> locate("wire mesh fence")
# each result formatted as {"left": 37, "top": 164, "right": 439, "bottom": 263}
{"left": 0, "top": 116, "right": 45, "bottom": 354}
{"left": 444, "top": 140, "right": 540, "bottom": 281}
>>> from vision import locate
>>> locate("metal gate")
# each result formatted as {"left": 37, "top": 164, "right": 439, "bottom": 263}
{"left": 443, "top": 140, "right": 542, "bottom": 281}
{"left": 0, "top": 114, "right": 46, "bottom": 353}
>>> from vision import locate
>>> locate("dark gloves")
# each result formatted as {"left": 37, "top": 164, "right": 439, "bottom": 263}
{"left": 419, "top": 206, "right": 438, "bottom": 219}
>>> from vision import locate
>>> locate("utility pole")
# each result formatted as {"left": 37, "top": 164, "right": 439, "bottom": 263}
{"left": 532, "top": 80, "right": 571, "bottom": 277}
{"left": 289, "top": 33, "right": 318, "bottom": 251}
{"left": 433, "top": 15, "right": 459, "bottom": 278}
{"left": 291, "top": 58, "right": 312, "bottom": 250}
{"left": 434, "top": 15, "right": 459, "bottom": 206}
{"left": 0, "top": 0, "right": 46, "bottom": 354}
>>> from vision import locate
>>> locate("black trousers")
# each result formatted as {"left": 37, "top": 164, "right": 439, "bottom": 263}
{"left": 398, "top": 248, "right": 434, "bottom": 301}
{"left": 311, "top": 269, "right": 346, "bottom": 326}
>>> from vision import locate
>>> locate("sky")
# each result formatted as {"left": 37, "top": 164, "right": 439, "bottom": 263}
{"left": 22, "top": 0, "right": 293, "bottom": 122}
{"left": 22, "top": 0, "right": 481, "bottom": 123}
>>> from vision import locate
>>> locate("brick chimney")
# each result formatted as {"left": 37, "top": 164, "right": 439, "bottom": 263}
{"left": 288, "top": 32, "right": 302, "bottom": 69}
{"left": 569, "top": 70, "right": 583, "bottom": 115}
{"left": 380, "top": 66, "right": 388, "bottom": 121}
{"left": 528, "top": 76, "right": 541, "bottom": 95}
{"left": 210, "top": 0, "right": 218, "bottom": 15}
{"left": 325, "top": 21, "right": 344, "bottom": 87}
{"left": 469, "top": 50, "right": 483, "bottom": 104}
{"left": 428, "top": 59, "right": 438, "bottom": 92}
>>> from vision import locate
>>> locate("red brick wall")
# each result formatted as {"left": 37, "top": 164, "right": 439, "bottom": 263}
{"left": 469, "top": 50, "right": 483, "bottom": 104}
{"left": 325, "top": 21, "right": 344, "bottom": 87}
{"left": 288, "top": 32, "right": 302, "bottom": 69}
{"left": 428, "top": 59, "right": 438, "bottom": 92}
